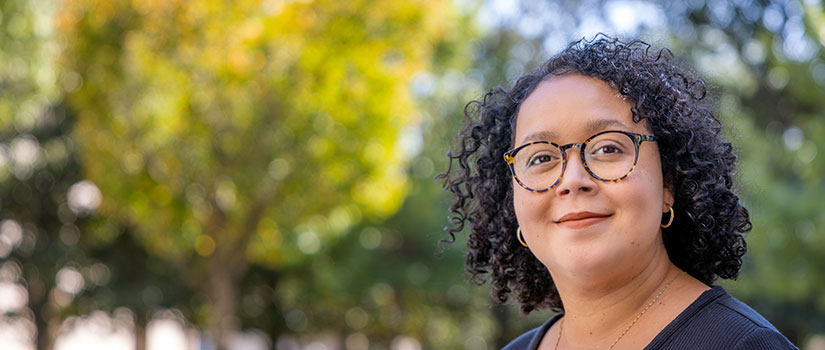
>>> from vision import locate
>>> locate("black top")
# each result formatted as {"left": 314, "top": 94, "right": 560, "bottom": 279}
{"left": 502, "top": 286, "right": 797, "bottom": 349}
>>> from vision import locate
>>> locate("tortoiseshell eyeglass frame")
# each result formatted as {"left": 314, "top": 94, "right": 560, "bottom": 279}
{"left": 502, "top": 130, "right": 656, "bottom": 193}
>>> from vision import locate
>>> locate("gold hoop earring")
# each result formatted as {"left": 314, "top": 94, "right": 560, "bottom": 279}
{"left": 516, "top": 227, "right": 528, "bottom": 247}
{"left": 661, "top": 207, "right": 674, "bottom": 228}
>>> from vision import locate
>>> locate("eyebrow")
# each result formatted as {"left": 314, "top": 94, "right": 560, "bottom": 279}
{"left": 519, "top": 118, "right": 630, "bottom": 144}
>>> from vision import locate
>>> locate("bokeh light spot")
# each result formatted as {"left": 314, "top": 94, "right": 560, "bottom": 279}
{"left": 358, "top": 227, "right": 382, "bottom": 250}
{"left": 345, "top": 307, "right": 369, "bottom": 330}
{"left": 195, "top": 235, "right": 216, "bottom": 257}
{"left": 67, "top": 180, "right": 102, "bottom": 215}
{"left": 56, "top": 266, "right": 85, "bottom": 295}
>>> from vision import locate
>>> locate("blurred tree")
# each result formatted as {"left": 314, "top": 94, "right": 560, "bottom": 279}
{"left": 57, "top": 0, "right": 466, "bottom": 347}
{"left": 1, "top": 0, "right": 76, "bottom": 348}
{"left": 226, "top": 15, "right": 489, "bottom": 348}
{"left": 2, "top": 2, "right": 190, "bottom": 349}
{"left": 237, "top": 24, "right": 516, "bottom": 345}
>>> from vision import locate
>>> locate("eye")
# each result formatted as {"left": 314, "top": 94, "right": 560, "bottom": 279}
{"left": 594, "top": 144, "right": 622, "bottom": 154}
{"left": 588, "top": 138, "right": 628, "bottom": 155}
{"left": 527, "top": 154, "right": 557, "bottom": 166}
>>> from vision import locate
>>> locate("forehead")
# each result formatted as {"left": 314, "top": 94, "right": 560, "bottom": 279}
{"left": 514, "top": 74, "right": 647, "bottom": 144}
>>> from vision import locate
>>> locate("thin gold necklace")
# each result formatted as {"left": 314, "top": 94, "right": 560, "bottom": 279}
{"left": 553, "top": 271, "right": 683, "bottom": 350}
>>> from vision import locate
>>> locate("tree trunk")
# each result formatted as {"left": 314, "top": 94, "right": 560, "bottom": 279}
{"left": 28, "top": 275, "right": 56, "bottom": 350}
{"left": 204, "top": 200, "right": 258, "bottom": 350}
{"left": 208, "top": 256, "right": 241, "bottom": 350}
{"left": 32, "top": 295, "right": 52, "bottom": 350}
{"left": 135, "top": 311, "right": 147, "bottom": 350}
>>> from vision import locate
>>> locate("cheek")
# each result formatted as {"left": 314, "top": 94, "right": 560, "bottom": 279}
{"left": 512, "top": 181, "right": 552, "bottom": 229}
{"left": 512, "top": 181, "right": 534, "bottom": 225}
{"left": 623, "top": 165, "right": 666, "bottom": 231}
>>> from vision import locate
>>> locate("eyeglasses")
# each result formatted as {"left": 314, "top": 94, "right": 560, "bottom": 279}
{"left": 503, "top": 130, "right": 656, "bottom": 192}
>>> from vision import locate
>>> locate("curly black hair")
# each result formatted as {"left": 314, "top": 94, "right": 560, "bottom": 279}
{"left": 438, "top": 35, "right": 752, "bottom": 314}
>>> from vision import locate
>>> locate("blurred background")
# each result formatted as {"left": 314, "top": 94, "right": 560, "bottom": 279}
{"left": 1, "top": 0, "right": 824, "bottom": 349}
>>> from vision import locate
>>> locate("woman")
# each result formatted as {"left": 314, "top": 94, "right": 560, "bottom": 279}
{"left": 440, "top": 36, "right": 796, "bottom": 349}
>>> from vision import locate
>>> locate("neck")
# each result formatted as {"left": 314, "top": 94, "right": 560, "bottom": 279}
{"left": 552, "top": 246, "right": 681, "bottom": 347}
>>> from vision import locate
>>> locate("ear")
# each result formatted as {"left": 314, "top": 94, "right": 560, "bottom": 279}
{"left": 663, "top": 182, "right": 675, "bottom": 211}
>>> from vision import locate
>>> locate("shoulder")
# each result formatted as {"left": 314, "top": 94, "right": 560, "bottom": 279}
{"left": 648, "top": 286, "right": 797, "bottom": 349}
{"left": 502, "top": 327, "right": 541, "bottom": 350}
{"left": 714, "top": 290, "right": 779, "bottom": 330}
{"left": 715, "top": 293, "right": 798, "bottom": 349}
{"left": 732, "top": 326, "right": 799, "bottom": 350}
{"left": 503, "top": 314, "right": 561, "bottom": 350}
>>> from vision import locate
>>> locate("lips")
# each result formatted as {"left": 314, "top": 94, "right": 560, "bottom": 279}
{"left": 554, "top": 211, "right": 612, "bottom": 224}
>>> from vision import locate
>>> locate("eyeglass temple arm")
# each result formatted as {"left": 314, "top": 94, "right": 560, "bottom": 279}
{"left": 504, "top": 154, "right": 515, "bottom": 164}
{"left": 638, "top": 134, "right": 655, "bottom": 142}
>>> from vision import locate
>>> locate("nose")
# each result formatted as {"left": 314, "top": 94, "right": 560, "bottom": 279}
{"left": 554, "top": 146, "right": 598, "bottom": 196}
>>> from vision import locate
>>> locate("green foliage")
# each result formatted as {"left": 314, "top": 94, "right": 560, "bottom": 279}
{"left": 56, "top": 0, "right": 472, "bottom": 346}
{"left": 58, "top": 0, "right": 461, "bottom": 267}
{"left": 0, "top": 0, "right": 59, "bottom": 135}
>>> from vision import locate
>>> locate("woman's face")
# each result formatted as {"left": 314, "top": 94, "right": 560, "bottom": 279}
{"left": 512, "top": 74, "right": 673, "bottom": 283}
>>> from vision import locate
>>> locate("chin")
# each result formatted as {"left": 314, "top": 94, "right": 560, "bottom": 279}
{"left": 547, "top": 243, "right": 631, "bottom": 281}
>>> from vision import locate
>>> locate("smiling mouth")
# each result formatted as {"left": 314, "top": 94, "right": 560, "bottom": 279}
{"left": 554, "top": 212, "right": 612, "bottom": 228}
